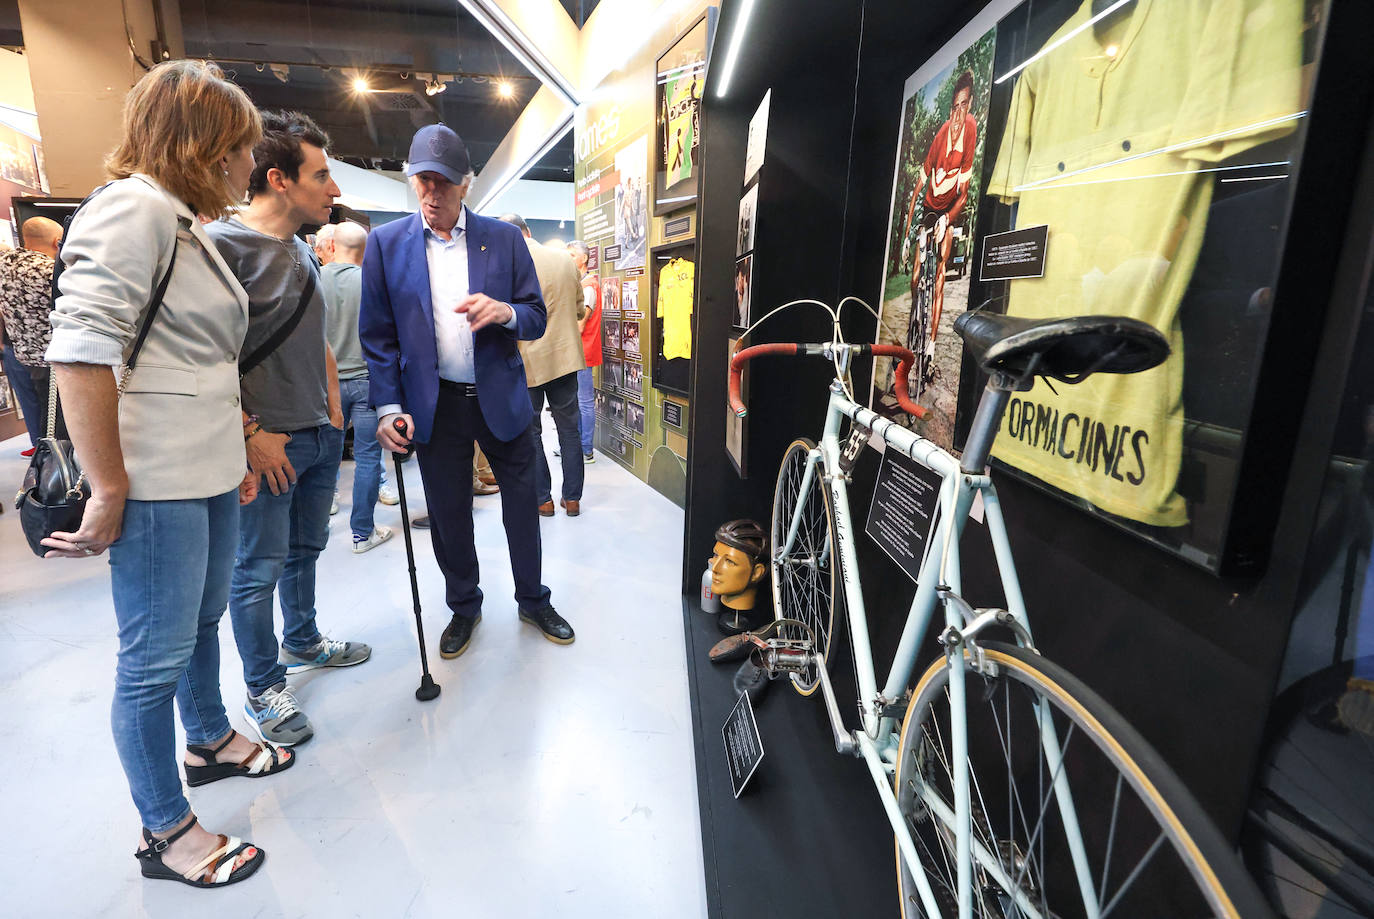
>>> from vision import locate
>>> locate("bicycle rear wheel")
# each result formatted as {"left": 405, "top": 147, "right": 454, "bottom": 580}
{"left": 894, "top": 641, "right": 1273, "bottom": 919}
{"left": 770, "top": 437, "right": 836, "bottom": 696}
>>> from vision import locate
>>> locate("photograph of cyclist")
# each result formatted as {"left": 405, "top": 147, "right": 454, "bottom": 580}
{"left": 872, "top": 28, "right": 994, "bottom": 452}
{"left": 902, "top": 68, "right": 976, "bottom": 360}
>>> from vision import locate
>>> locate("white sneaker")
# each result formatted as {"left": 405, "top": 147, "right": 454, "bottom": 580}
{"left": 352, "top": 525, "right": 394, "bottom": 554}
{"left": 378, "top": 483, "right": 399, "bottom": 506}
{"left": 330, "top": 491, "right": 340, "bottom": 515}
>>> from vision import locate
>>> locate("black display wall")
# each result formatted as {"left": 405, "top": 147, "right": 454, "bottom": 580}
{"left": 681, "top": 1, "right": 1374, "bottom": 917}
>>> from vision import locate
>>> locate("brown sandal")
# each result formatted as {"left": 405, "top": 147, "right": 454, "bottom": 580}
{"left": 134, "top": 818, "right": 265, "bottom": 888}
{"left": 184, "top": 732, "right": 293, "bottom": 787}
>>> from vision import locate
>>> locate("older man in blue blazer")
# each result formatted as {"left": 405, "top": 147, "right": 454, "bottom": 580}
{"left": 360, "top": 124, "right": 574, "bottom": 658}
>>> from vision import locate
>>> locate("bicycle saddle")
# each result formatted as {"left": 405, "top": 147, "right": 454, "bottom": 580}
{"left": 953, "top": 310, "right": 1169, "bottom": 383}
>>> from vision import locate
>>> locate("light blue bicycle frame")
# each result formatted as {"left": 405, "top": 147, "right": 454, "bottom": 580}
{"left": 777, "top": 348, "right": 1098, "bottom": 919}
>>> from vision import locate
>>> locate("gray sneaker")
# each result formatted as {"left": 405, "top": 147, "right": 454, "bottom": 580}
{"left": 245, "top": 682, "right": 313, "bottom": 746}
{"left": 281, "top": 637, "right": 372, "bottom": 674}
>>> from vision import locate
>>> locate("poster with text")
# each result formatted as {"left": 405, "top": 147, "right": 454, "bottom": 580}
{"left": 870, "top": 25, "right": 995, "bottom": 453}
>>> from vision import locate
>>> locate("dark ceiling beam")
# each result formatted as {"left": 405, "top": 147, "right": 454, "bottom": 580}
{"left": 179, "top": 0, "right": 513, "bottom": 74}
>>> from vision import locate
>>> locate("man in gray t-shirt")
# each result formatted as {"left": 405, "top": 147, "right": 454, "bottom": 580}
{"left": 320, "top": 221, "right": 393, "bottom": 549}
{"left": 209, "top": 110, "right": 371, "bottom": 749}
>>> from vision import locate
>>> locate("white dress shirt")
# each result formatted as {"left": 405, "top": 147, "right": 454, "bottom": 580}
{"left": 377, "top": 205, "right": 516, "bottom": 421}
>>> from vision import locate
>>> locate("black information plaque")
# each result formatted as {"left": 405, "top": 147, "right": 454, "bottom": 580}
{"left": 979, "top": 224, "right": 1048, "bottom": 282}
{"left": 722, "top": 691, "right": 764, "bottom": 799}
{"left": 664, "top": 214, "right": 692, "bottom": 239}
{"left": 604, "top": 244, "right": 623, "bottom": 262}
{"left": 663, "top": 400, "right": 684, "bottom": 429}
{"left": 865, "top": 447, "right": 943, "bottom": 583}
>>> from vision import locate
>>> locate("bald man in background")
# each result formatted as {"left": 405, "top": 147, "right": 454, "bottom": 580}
{"left": 0, "top": 216, "right": 64, "bottom": 438}
{"left": 321, "top": 220, "right": 395, "bottom": 553}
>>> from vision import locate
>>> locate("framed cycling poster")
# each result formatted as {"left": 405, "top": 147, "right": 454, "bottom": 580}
{"left": 653, "top": 8, "right": 717, "bottom": 216}
{"left": 870, "top": 10, "right": 997, "bottom": 454}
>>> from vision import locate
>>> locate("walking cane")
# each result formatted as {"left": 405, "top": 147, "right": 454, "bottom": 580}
{"left": 392, "top": 418, "right": 440, "bottom": 701}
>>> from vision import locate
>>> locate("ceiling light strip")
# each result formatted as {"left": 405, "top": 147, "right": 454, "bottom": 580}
{"left": 455, "top": 0, "right": 579, "bottom": 106}
{"left": 714, "top": 0, "right": 758, "bottom": 98}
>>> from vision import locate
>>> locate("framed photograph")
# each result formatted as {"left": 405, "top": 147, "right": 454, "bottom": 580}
{"left": 870, "top": 17, "right": 996, "bottom": 455}
{"left": 608, "top": 394, "right": 626, "bottom": 429}
{"left": 743, "top": 90, "right": 770, "bottom": 187}
{"left": 613, "top": 134, "right": 648, "bottom": 270}
{"left": 594, "top": 390, "right": 609, "bottom": 418}
{"left": 650, "top": 240, "right": 696, "bottom": 397}
{"left": 726, "top": 335, "right": 748, "bottom": 477}
{"left": 627, "top": 400, "right": 646, "bottom": 435}
{"left": 622, "top": 319, "right": 642, "bottom": 358}
{"left": 653, "top": 8, "right": 718, "bottom": 215}
{"left": 623, "top": 360, "right": 644, "bottom": 397}
{"left": 605, "top": 356, "right": 624, "bottom": 392}
{"left": 732, "top": 255, "right": 753, "bottom": 330}
{"left": 736, "top": 183, "right": 758, "bottom": 256}
{"left": 602, "top": 317, "right": 621, "bottom": 354}
{"left": 622, "top": 278, "right": 640, "bottom": 314}
{"left": 602, "top": 277, "right": 621, "bottom": 314}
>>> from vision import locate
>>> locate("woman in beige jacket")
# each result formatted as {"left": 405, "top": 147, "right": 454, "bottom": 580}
{"left": 45, "top": 61, "right": 291, "bottom": 889}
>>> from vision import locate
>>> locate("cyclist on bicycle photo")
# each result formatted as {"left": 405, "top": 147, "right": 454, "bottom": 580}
{"left": 900, "top": 69, "right": 976, "bottom": 376}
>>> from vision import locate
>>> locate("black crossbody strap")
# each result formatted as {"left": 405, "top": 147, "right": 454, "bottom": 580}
{"left": 239, "top": 267, "right": 317, "bottom": 378}
{"left": 124, "top": 233, "right": 180, "bottom": 373}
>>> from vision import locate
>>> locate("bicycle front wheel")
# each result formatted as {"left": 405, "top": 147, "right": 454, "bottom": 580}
{"left": 894, "top": 641, "right": 1272, "bottom": 919}
{"left": 770, "top": 437, "right": 836, "bottom": 696}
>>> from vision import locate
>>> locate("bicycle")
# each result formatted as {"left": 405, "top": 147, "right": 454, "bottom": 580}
{"left": 727, "top": 302, "right": 1273, "bottom": 918}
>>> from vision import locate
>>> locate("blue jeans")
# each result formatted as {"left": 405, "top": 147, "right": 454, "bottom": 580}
{"left": 109, "top": 490, "right": 239, "bottom": 833}
{"left": 2, "top": 344, "right": 40, "bottom": 444}
{"left": 529, "top": 371, "right": 584, "bottom": 504}
{"left": 577, "top": 366, "right": 595, "bottom": 455}
{"left": 339, "top": 377, "right": 382, "bottom": 540}
{"left": 229, "top": 423, "right": 343, "bottom": 696}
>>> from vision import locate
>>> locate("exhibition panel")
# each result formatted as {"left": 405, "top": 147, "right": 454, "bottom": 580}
{"left": 571, "top": 4, "right": 713, "bottom": 505}
{"left": 680, "top": 0, "right": 1374, "bottom": 916}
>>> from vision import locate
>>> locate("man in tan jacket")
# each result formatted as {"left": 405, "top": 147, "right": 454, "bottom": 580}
{"left": 499, "top": 214, "right": 588, "bottom": 516}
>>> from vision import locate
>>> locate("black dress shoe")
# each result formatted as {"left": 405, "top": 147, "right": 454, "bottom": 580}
{"left": 412, "top": 515, "right": 431, "bottom": 529}
{"left": 518, "top": 606, "right": 575, "bottom": 644}
{"left": 440, "top": 613, "right": 480, "bottom": 659}
{"left": 733, "top": 658, "right": 771, "bottom": 704}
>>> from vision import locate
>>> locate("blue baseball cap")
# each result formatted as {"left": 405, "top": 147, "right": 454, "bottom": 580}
{"left": 405, "top": 124, "right": 472, "bottom": 184}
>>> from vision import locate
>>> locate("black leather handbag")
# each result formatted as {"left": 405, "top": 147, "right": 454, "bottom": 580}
{"left": 15, "top": 212, "right": 178, "bottom": 557}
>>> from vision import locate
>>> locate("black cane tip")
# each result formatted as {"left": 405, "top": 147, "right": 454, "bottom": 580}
{"left": 416, "top": 675, "right": 440, "bottom": 701}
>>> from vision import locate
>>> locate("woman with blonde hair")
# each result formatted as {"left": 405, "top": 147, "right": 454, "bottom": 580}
{"left": 44, "top": 60, "right": 291, "bottom": 888}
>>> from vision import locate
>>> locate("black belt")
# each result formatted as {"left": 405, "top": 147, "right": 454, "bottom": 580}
{"left": 439, "top": 379, "right": 478, "bottom": 397}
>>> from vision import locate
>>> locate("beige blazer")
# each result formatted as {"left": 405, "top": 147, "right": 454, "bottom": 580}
{"left": 518, "top": 237, "right": 586, "bottom": 387}
{"left": 47, "top": 174, "right": 251, "bottom": 501}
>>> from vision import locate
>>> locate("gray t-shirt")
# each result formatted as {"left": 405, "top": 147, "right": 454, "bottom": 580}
{"left": 207, "top": 218, "right": 329, "bottom": 433}
{"left": 320, "top": 261, "right": 367, "bottom": 380}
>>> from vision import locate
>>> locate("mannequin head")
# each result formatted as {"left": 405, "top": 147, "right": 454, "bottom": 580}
{"left": 710, "top": 519, "right": 768, "bottom": 610}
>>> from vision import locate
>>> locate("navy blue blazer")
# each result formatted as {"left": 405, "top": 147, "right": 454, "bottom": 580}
{"left": 359, "top": 208, "right": 547, "bottom": 443}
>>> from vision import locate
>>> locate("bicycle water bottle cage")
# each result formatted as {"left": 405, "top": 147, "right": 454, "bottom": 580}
{"left": 953, "top": 311, "right": 1169, "bottom": 389}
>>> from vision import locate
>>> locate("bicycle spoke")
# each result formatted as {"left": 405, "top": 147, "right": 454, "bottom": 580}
{"left": 1098, "top": 832, "right": 1165, "bottom": 918}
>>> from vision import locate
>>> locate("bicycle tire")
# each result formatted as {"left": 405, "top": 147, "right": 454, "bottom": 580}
{"left": 770, "top": 437, "right": 837, "bottom": 696}
{"left": 894, "top": 641, "right": 1273, "bottom": 919}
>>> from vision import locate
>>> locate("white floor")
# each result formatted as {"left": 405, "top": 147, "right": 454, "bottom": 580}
{"left": 0, "top": 431, "right": 707, "bottom": 918}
